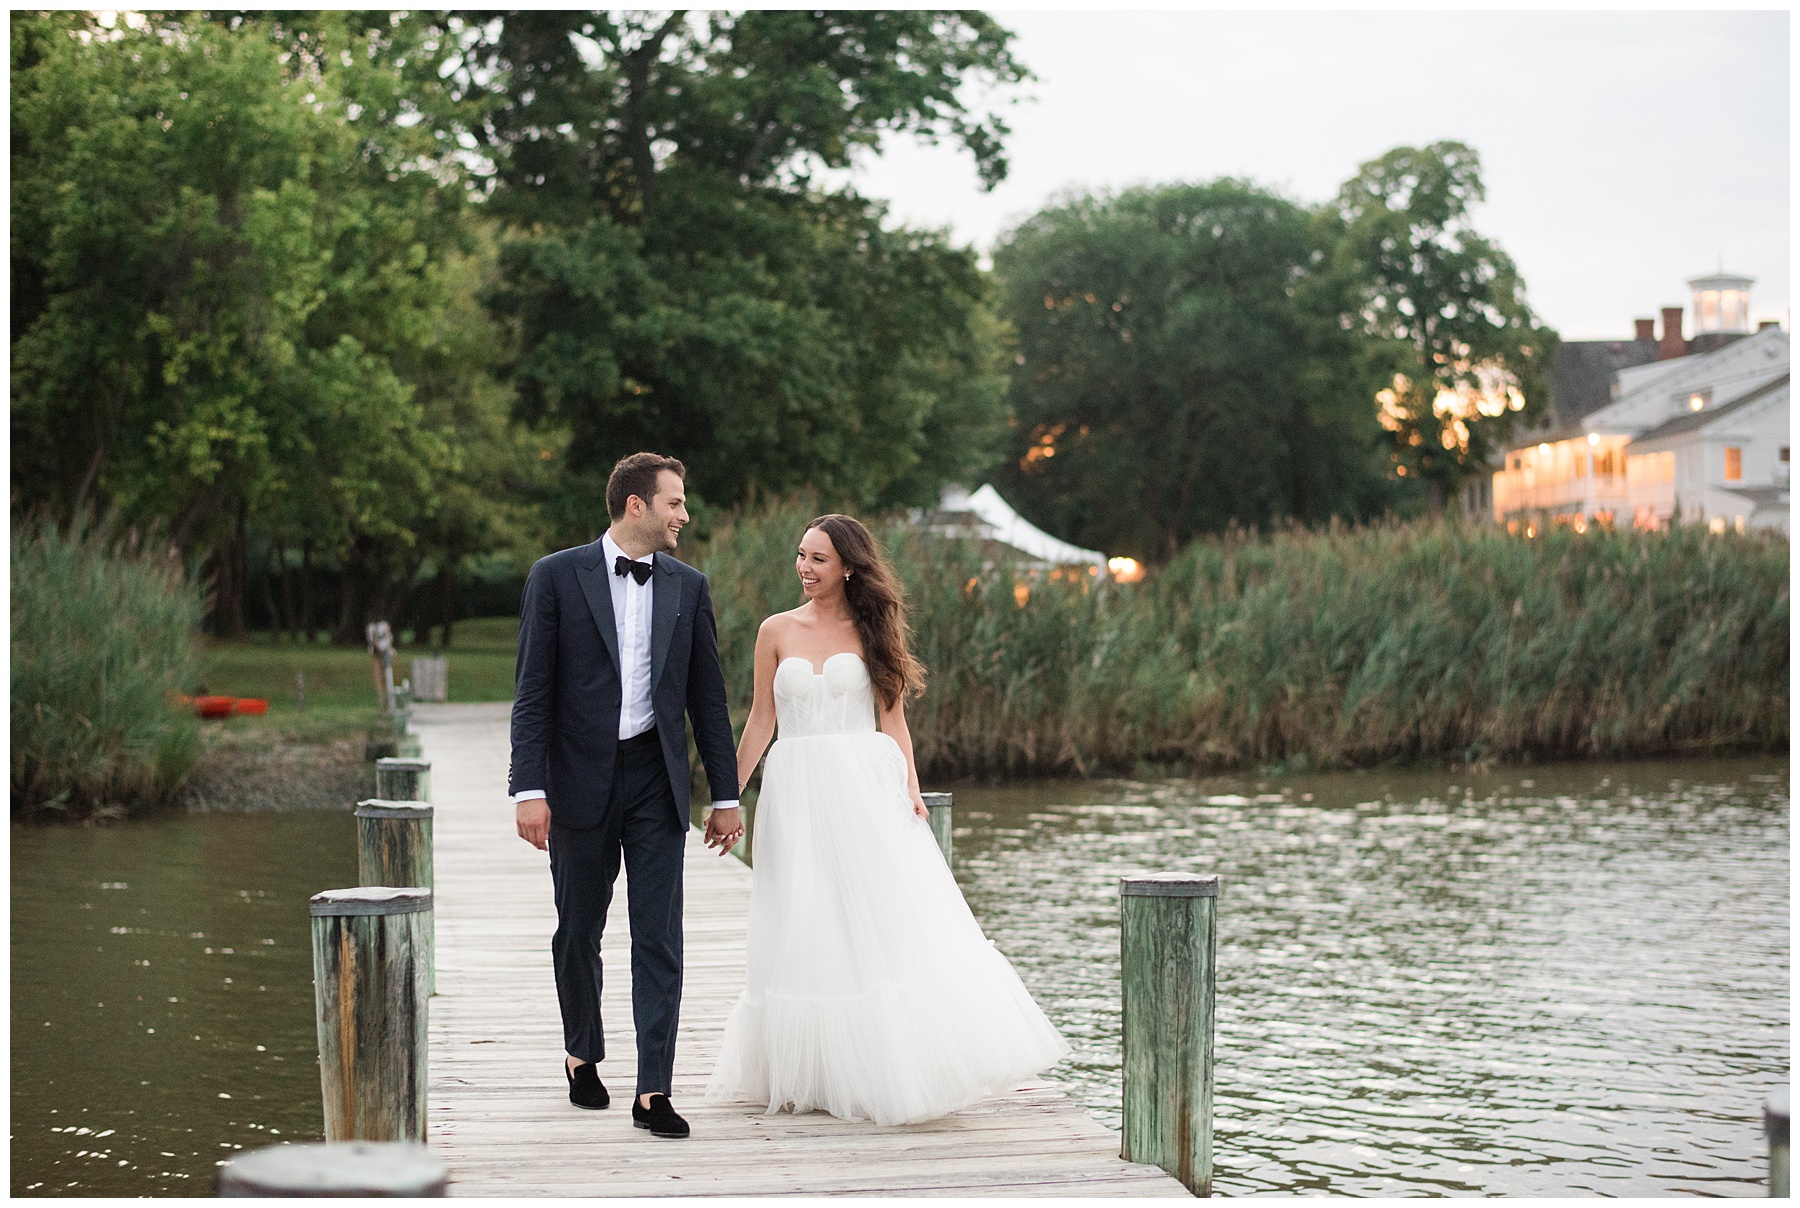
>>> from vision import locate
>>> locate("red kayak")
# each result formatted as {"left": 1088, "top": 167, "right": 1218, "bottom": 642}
{"left": 180, "top": 695, "right": 269, "bottom": 719}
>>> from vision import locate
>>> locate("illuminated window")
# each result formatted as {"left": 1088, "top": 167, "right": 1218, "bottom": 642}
{"left": 1725, "top": 447, "right": 1743, "bottom": 481}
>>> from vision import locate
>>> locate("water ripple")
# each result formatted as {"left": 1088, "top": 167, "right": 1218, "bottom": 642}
{"left": 955, "top": 757, "right": 1788, "bottom": 1197}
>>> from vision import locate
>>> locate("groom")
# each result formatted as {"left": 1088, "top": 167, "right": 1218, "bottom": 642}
{"left": 509, "top": 452, "right": 743, "bottom": 1139}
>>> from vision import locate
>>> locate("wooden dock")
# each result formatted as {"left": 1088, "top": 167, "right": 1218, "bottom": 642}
{"left": 414, "top": 702, "right": 1189, "bottom": 1197}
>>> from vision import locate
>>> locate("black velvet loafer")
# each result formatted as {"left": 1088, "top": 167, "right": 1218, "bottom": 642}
{"left": 566, "top": 1060, "right": 609, "bottom": 1110}
{"left": 632, "top": 1093, "right": 690, "bottom": 1138}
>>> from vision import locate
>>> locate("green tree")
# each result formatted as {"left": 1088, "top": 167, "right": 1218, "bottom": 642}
{"left": 1328, "top": 141, "right": 1552, "bottom": 506}
{"left": 10, "top": 13, "right": 478, "bottom": 636}
{"left": 431, "top": 11, "right": 1026, "bottom": 524}
{"left": 398, "top": 231, "right": 565, "bottom": 646}
{"left": 993, "top": 180, "right": 1393, "bottom": 561}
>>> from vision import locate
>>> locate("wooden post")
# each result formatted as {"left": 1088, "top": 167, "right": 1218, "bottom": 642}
{"left": 1769, "top": 1087, "right": 1789, "bottom": 1198}
{"left": 356, "top": 801, "right": 435, "bottom": 996}
{"left": 1120, "top": 872, "right": 1219, "bottom": 1197}
{"left": 391, "top": 682, "right": 421, "bottom": 759}
{"left": 218, "top": 1141, "right": 447, "bottom": 1196}
{"left": 310, "top": 887, "right": 431, "bottom": 1142}
{"left": 410, "top": 655, "right": 449, "bottom": 702}
{"left": 375, "top": 757, "right": 432, "bottom": 803}
{"left": 921, "top": 791, "right": 953, "bottom": 868}
{"left": 366, "top": 620, "right": 395, "bottom": 711}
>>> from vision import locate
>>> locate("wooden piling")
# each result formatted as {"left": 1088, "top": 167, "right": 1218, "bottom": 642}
{"left": 1768, "top": 1087, "right": 1789, "bottom": 1198}
{"left": 310, "top": 886, "right": 432, "bottom": 1143}
{"left": 1120, "top": 872, "right": 1219, "bottom": 1197}
{"left": 922, "top": 791, "right": 953, "bottom": 867}
{"left": 355, "top": 800, "right": 435, "bottom": 995}
{"left": 375, "top": 757, "right": 432, "bottom": 803}
{"left": 218, "top": 1141, "right": 447, "bottom": 1196}
{"left": 410, "top": 655, "right": 449, "bottom": 702}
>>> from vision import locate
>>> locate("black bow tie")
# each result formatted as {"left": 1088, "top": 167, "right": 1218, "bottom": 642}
{"left": 614, "top": 554, "right": 654, "bottom": 585}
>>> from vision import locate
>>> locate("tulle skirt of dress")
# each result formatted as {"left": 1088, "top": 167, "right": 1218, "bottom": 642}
{"left": 704, "top": 731, "right": 1071, "bottom": 1125}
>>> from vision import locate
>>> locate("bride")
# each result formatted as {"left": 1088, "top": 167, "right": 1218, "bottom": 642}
{"left": 703, "top": 513, "right": 1070, "bottom": 1125}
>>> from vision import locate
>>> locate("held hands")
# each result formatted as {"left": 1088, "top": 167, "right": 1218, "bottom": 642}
{"left": 515, "top": 797, "right": 551, "bottom": 850}
{"left": 704, "top": 806, "right": 744, "bottom": 857}
{"left": 911, "top": 791, "right": 928, "bottom": 820}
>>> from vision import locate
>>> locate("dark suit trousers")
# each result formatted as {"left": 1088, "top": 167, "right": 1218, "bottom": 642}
{"left": 548, "top": 730, "right": 686, "bottom": 1097}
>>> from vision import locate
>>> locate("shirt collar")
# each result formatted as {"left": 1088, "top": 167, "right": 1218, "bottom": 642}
{"left": 601, "top": 531, "right": 652, "bottom": 577}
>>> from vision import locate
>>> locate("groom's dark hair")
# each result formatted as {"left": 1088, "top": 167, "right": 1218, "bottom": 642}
{"left": 606, "top": 452, "right": 687, "bottom": 520}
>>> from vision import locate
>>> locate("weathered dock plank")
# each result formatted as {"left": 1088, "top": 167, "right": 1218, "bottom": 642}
{"left": 415, "top": 702, "right": 1189, "bottom": 1197}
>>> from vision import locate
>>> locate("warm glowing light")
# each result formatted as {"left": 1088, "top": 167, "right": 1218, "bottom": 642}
{"left": 1538, "top": 443, "right": 1552, "bottom": 457}
{"left": 1020, "top": 422, "right": 1065, "bottom": 469}
{"left": 1525, "top": 525, "right": 1536, "bottom": 538}
{"left": 1573, "top": 519, "right": 1587, "bottom": 534}
{"left": 1378, "top": 356, "right": 1527, "bottom": 456}
{"left": 1395, "top": 465, "right": 1407, "bottom": 476}
{"left": 1688, "top": 394, "right": 1706, "bottom": 412}
{"left": 1587, "top": 432, "right": 1600, "bottom": 446}
{"left": 1012, "top": 582, "right": 1031, "bottom": 607}
{"left": 1107, "top": 557, "right": 1145, "bottom": 583}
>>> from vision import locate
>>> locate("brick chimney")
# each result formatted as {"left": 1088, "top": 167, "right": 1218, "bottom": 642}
{"left": 1658, "top": 306, "right": 1687, "bottom": 360}
{"left": 1634, "top": 318, "right": 1655, "bottom": 342}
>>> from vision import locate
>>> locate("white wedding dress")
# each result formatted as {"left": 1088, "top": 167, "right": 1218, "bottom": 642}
{"left": 704, "top": 652, "right": 1071, "bottom": 1125}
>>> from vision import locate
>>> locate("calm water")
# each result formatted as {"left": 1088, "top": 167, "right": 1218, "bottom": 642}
{"left": 952, "top": 757, "right": 1789, "bottom": 1197}
{"left": 11, "top": 811, "right": 355, "bottom": 1195}
{"left": 11, "top": 758, "right": 1787, "bottom": 1196}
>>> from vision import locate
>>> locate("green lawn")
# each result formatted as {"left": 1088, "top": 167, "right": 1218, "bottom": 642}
{"left": 195, "top": 617, "right": 519, "bottom": 747}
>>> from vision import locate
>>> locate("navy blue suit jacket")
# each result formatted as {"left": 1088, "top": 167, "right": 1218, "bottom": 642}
{"left": 508, "top": 539, "right": 738, "bottom": 831}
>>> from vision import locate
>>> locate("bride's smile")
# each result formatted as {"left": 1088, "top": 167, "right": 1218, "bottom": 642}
{"left": 795, "top": 525, "right": 849, "bottom": 602}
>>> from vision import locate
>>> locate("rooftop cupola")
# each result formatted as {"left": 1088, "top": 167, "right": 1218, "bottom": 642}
{"left": 1688, "top": 272, "right": 1754, "bottom": 335}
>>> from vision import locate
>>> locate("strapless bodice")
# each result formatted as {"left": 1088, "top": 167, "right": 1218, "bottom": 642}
{"left": 774, "top": 653, "right": 879, "bottom": 738}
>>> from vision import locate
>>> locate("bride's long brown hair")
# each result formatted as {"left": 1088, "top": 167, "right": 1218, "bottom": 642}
{"left": 806, "top": 514, "right": 925, "bottom": 712}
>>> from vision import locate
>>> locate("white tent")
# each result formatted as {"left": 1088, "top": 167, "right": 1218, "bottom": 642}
{"left": 932, "top": 484, "right": 1107, "bottom": 568}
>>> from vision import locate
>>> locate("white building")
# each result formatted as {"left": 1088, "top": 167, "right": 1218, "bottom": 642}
{"left": 1491, "top": 274, "right": 1789, "bottom": 534}
{"left": 1621, "top": 373, "right": 1789, "bottom": 533}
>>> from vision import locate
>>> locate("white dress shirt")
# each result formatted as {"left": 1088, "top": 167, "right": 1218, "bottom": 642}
{"left": 603, "top": 531, "right": 658, "bottom": 742}
{"left": 514, "top": 532, "right": 738, "bottom": 816}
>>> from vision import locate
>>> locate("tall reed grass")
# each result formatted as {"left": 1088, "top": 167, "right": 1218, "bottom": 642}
{"left": 12, "top": 518, "right": 204, "bottom": 819}
{"left": 696, "top": 498, "right": 1788, "bottom": 778}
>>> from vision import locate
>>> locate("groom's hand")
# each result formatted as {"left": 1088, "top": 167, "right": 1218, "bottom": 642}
{"left": 704, "top": 806, "right": 743, "bottom": 856}
{"left": 516, "top": 797, "right": 551, "bottom": 850}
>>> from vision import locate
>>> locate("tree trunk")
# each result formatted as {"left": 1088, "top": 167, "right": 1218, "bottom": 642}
{"left": 279, "top": 538, "right": 298, "bottom": 642}
{"left": 334, "top": 548, "right": 363, "bottom": 646}
{"left": 210, "top": 503, "right": 249, "bottom": 639}
{"left": 225, "top": 500, "right": 250, "bottom": 638}
{"left": 436, "top": 562, "right": 457, "bottom": 650}
{"left": 259, "top": 553, "right": 282, "bottom": 640}
{"left": 622, "top": 13, "right": 684, "bottom": 218}
{"left": 300, "top": 540, "right": 316, "bottom": 642}
{"left": 71, "top": 443, "right": 103, "bottom": 523}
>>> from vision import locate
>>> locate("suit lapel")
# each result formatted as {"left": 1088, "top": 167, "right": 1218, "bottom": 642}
{"left": 649, "top": 553, "right": 679, "bottom": 692}
{"left": 573, "top": 541, "right": 621, "bottom": 672}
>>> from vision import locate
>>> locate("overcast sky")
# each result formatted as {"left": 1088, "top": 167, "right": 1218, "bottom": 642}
{"left": 844, "top": 9, "right": 1789, "bottom": 342}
